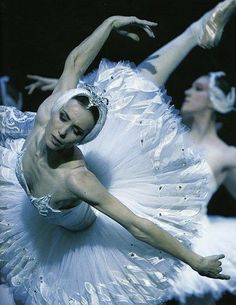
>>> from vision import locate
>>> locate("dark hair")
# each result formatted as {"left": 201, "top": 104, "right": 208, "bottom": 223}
{"left": 88, "top": 106, "right": 99, "bottom": 124}
{"left": 73, "top": 95, "right": 99, "bottom": 124}
{"left": 208, "top": 73, "right": 232, "bottom": 95}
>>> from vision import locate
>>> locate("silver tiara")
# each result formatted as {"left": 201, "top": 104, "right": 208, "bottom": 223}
{"left": 82, "top": 83, "right": 110, "bottom": 109}
{"left": 77, "top": 83, "right": 109, "bottom": 145}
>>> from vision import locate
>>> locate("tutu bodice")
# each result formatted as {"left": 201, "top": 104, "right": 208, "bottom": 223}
{"left": 15, "top": 150, "right": 97, "bottom": 231}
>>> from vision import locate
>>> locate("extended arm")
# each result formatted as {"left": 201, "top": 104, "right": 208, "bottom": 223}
{"left": 138, "top": 27, "right": 196, "bottom": 87}
{"left": 53, "top": 16, "right": 117, "bottom": 93}
{"left": 68, "top": 168, "right": 229, "bottom": 280}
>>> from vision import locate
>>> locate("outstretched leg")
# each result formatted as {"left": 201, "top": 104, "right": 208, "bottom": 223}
{"left": 138, "top": 0, "right": 236, "bottom": 87}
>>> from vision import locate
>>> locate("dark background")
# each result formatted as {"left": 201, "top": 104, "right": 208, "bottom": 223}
{"left": 1, "top": 1, "right": 236, "bottom": 304}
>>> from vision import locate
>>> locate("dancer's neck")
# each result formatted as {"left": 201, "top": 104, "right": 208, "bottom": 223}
{"left": 189, "top": 110, "right": 218, "bottom": 143}
{"left": 38, "top": 132, "right": 74, "bottom": 165}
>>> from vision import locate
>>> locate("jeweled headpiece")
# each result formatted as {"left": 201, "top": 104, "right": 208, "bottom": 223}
{"left": 208, "top": 71, "right": 235, "bottom": 114}
{"left": 51, "top": 86, "right": 109, "bottom": 144}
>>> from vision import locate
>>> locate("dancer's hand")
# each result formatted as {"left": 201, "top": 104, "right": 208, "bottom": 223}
{"left": 108, "top": 16, "right": 157, "bottom": 41}
{"left": 193, "top": 254, "right": 230, "bottom": 280}
{"left": 25, "top": 75, "right": 58, "bottom": 94}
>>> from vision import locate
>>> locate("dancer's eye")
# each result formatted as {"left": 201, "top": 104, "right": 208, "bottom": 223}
{"left": 195, "top": 85, "right": 203, "bottom": 91}
{"left": 73, "top": 128, "right": 80, "bottom": 136}
{"left": 60, "top": 112, "right": 67, "bottom": 122}
{"left": 73, "top": 126, "right": 83, "bottom": 136}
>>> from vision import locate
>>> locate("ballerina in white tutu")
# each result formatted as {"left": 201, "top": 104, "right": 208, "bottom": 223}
{"left": 171, "top": 73, "right": 236, "bottom": 305}
{"left": 0, "top": 13, "right": 231, "bottom": 305}
{"left": 25, "top": 1, "right": 236, "bottom": 305}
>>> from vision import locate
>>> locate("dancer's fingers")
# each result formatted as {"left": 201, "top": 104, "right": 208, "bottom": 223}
{"left": 126, "top": 33, "right": 140, "bottom": 41}
{"left": 131, "top": 18, "right": 157, "bottom": 38}
{"left": 217, "top": 274, "right": 231, "bottom": 280}
{"left": 210, "top": 254, "right": 225, "bottom": 260}
{"left": 217, "top": 254, "right": 225, "bottom": 260}
{"left": 135, "top": 18, "right": 158, "bottom": 26}
{"left": 28, "top": 85, "right": 36, "bottom": 95}
{"left": 42, "top": 84, "right": 54, "bottom": 91}
{"left": 27, "top": 74, "right": 54, "bottom": 84}
{"left": 25, "top": 83, "right": 39, "bottom": 94}
{"left": 27, "top": 74, "right": 43, "bottom": 81}
{"left": 117, "top": 26, "right": 154, "bottom": 40}
{"left": 141, "top": 25, "right": 155, "bottom": 38}
{"left": 116, "top": 30, "right": 140, "bottom": 41}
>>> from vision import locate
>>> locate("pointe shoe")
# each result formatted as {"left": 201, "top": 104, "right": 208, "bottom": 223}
{"left": 191, "top": 0, "right": 236, "bottom": 49}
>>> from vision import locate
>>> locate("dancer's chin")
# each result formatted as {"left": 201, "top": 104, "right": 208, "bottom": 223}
{"left": 45, "top": 135, "right": 63, "bottom": 151}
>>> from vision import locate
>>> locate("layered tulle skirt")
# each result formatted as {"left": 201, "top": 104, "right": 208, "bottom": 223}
{"left": 0, "top": 60, "right": 212, "bottom": 305}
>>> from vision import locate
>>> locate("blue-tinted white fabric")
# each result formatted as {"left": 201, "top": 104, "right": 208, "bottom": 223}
{"left": 171, "top": 162, "right": 236, "bottom": 302}
{"left": 0, "top": 60, "right": 212, "bottom": 305}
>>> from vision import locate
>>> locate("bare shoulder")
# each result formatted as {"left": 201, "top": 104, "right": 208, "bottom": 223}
{"left": 218, "top": 139, "right": 236, "bottom": 168}
{"left": 66, "top": 162, "right": 108, "bottom": 205}
{"left": 66, "top": 166, "right": 97, "bottom": 202}
{"left": 67, "top": 166, "right": 95, "bottom": 192}
{"left": 34, "top": 92, "right": 62, "bottom": 127}
{"left": 225, "top": 145, "right": 236, "bottom": 167}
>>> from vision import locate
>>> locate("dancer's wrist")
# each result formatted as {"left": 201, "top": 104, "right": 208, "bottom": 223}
{"left": 103, "top": 16, "right": 116, "bottom": 30}
{"left": 187, "top": 253, "right": 203, "bottom": 271}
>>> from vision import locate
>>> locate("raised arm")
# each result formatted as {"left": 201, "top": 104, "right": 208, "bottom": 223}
{"left": 26, "top": 16, "right": 157, "bottom": 95}
{"left": 53, "top": 16, "right": 119, "bottom": 93}
{"left": 67, "top": 168, "right": 229, "bottom": 280}
{"left": 32, "top": 16, "right": 156, "bottom": 126}
{"left": 138, "top": 0, "right": 236, "bottom": 87}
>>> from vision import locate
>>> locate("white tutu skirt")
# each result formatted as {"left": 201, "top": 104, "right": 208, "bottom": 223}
{"left": 0, "top": 60, "right": 211, "bottom": 305}
{"left": 171, "top": 215, "right": 236, "bottom": 302}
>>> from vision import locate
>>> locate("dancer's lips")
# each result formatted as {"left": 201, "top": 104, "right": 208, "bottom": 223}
{"left": 51, "top": 135, "right": 62, "bottom": 146}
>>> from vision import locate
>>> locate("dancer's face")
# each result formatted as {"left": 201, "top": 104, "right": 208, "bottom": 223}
{"left": 181, "top": 76, "right": 212, "bottom": 114}
{"left": 45, "top": 98, "right": 95, "bottom": 150}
